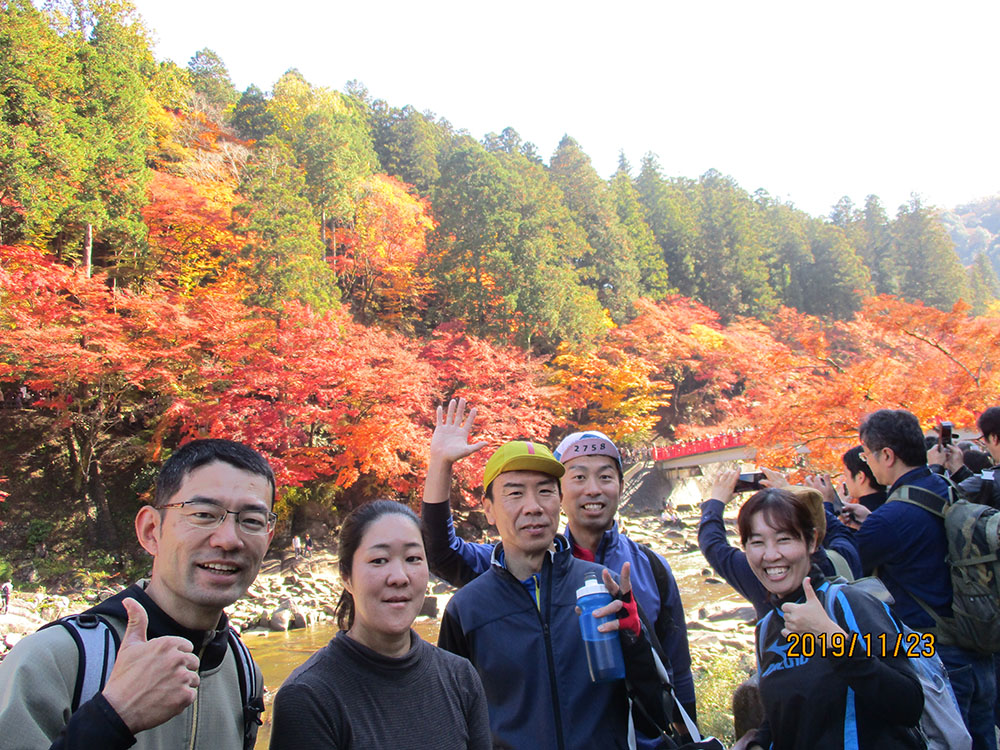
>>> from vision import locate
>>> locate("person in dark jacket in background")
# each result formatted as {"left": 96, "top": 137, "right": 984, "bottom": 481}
{"left": 840, "top": 408, "right": 997, "bottom": 750}
{"left": 840, "top": 445, "right": 888, "bottom": 512}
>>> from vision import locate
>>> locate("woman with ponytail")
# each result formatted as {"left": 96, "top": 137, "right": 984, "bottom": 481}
{"left": 270, "top": 500, "right": 490, "bottom": 750}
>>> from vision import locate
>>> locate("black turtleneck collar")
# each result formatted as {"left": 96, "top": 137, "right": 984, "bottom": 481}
{"left": 86, "top": 581, "right": 232, "bottom": 671}
{"left": 768, "top": 563, "right": 827, "bottom": 611}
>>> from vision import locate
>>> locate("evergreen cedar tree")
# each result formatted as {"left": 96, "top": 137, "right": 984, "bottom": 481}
{"left": 1, "top": 0, "right": 999, "bottom": 547}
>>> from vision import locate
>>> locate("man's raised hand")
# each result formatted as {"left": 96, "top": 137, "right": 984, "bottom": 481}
{"left": 101, "top": 598, "right": 200, "bottom": 734}
{"left": 430, "top": 398, "right": 488, "bottom": 465}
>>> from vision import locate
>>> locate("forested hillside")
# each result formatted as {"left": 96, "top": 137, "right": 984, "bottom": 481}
{"left": 2, "top": 0, "right": 999, "bottom": 563}
{"left": 939, "top": 196, "right": 1000, "bottom": 283}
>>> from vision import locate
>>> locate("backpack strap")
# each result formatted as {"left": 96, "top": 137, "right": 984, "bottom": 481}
{"left": 887, "top": 483, "right": 951, "bottom": 518}
{"left": 637, "top": 543, "right": 677, "bottom": 638}
{"left": 978, "top": 470, "right": 996, "bottom": 508}
{"left": 824, "top": 550, "right": 854, "bottom": 582}
{"left": 227, "top": 628, "right": 263, "bottom": 750}
{"left": 40, "top": 614, "right": 120, "bottom": 711}
{"left": 882, "top": 483, "right": 959, "bottom": 640}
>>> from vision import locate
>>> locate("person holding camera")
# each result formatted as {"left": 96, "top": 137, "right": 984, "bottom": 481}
{"left": 956, "top": 406, "right": 1000, "bottom": 510}
{"left": 698, "top": 468, "right": 861, "bottom": 618}
{"left": 731, "top": 487, "right": 924, "bottom": 750}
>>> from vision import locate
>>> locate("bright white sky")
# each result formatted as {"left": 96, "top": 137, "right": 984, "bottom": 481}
{"left": 133, "top": 0, "right": 998, "bottom": 218}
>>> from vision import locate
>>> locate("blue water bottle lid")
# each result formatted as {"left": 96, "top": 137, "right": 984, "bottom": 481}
{"left": 576, "top": 573, "right": 608, "bottom": 599}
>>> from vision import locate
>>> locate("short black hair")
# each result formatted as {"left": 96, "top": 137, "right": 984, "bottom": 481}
{"left": 841, "top": 446, "right": 883, "bottom": 490}
{"left": 978, "top": 407, "right": 1000, "bottom": 442}
{"left": 962, "top": 448, "right": 992, "bottom": 473}
{"left": 859, "top": 409, "right": 927, "bottom": 468}
{"left": 154, "top": 439, "right": 276, "bottom": 508}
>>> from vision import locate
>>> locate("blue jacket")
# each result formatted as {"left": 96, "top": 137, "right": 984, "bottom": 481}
{"left": 422, "top": 502, "right": 696, "bottom": 712}
{"left": 853, "top": 466, "right": 953, "bottom": 631}
{"left": 438, "top": 536, "right": 667, "bottom": 750}
{"left": 697, "top": 499, "right": 863, "bottom": 619}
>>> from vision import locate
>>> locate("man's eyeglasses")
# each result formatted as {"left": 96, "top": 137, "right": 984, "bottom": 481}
{"left": 159, "top": 501, "right": 277, "bottom": 535}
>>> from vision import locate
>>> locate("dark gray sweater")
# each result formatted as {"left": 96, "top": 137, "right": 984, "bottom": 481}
{"left": 269, "top": 630, "right": 491, "bottom": 750}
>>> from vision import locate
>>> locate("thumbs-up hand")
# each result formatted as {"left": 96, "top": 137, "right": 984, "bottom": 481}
{"left": 101, "top": 598, "right": 200, "bottom": 733}
{"left": 780, "top": 577, "right": 846, "bottom": 640}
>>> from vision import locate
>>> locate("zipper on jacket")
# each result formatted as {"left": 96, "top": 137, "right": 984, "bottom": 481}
{"left": 500, "top": 559, "right": 566, "bottom": 750}
{"left": 188, "top": 639, "right": 210, "bottom": 750}
{"left": 540, "top": 573, "right": 566, "bottom": 750}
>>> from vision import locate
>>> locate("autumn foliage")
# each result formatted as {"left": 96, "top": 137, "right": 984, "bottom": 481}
{"left": 3, "top": 3, "right": 1000, "bottom": 559}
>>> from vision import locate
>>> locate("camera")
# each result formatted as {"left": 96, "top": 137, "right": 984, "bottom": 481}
{"left": 734, "top": 471, "right": 765, "bottom": 493}
{"left": 938, "top": 421, "right": 953, "bottom": 448}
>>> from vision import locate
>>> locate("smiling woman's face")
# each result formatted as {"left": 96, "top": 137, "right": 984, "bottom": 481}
{"left": 744, "top": 512, "right": 817, "bottom": 599}
{"left": 344, "top": 513, "right": 428, "bottom": 652}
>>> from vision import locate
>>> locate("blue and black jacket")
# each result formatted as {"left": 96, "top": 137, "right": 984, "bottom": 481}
{"left": 422, "top": 502, "right": 696, "bottom": 716}
{"left": 753, "top": 570, "right": 924, "bottom": 750}
{"left": 437, "top": 536, "right": 669, "bottom": 750}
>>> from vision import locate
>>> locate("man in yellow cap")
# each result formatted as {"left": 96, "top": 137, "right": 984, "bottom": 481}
{"left": 435, "top": 422, "right": 668, "bottom": 749}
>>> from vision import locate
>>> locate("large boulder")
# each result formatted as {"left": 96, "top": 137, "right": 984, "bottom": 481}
{"left": 269, "top": 609, "right": 293, "bottom": 632}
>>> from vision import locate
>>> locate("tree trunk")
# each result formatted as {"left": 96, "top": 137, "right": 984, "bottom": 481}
{"left": 84, "top": 224, "right": 93, "bottom": 278}
{"left": 89, "top": 460, "right": 120, "bottom": 551}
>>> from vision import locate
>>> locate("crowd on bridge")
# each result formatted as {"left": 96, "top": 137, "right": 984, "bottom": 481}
{"left": 0, "top": 400, "right": 998, "bottom": 750}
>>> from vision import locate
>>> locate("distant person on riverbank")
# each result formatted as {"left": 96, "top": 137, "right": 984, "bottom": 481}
{"left": 422, "top": 398, "right": 697, "bottom": 746}
{"left": 292, "top": 534, "right": 302, "bottom": 558}
{"left": 1, "top": 581, "right": 11, "bottom": 614}
{"left": 0, "top": 438, "right": 276, "bottom": 750}
{"left": 269, "top": 500, "right": 490, "bottom": 750}
{"left": 303, "top": 532, "right": 313, "bottom": 558}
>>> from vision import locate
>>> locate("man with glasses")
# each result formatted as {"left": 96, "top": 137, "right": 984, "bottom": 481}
{"left": 0, "top": 439, "right": 276, "bottom": 750}
{"left": 840, "top": 409, "right": 996, "bottom": 750}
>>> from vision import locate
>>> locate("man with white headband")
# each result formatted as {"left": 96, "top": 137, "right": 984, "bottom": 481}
{"left": 422, "top": 399, "right": 696, "bottom": 746}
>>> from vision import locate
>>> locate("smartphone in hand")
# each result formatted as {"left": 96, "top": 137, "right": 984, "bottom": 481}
{"left": 938, "top": 421, "right": 953, "bottom": 448}
{"left": 734, "top": 471, "right": 765, "bottom": 493}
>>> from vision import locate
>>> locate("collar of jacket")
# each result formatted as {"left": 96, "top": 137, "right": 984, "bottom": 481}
{"left": 490, "top": 533, "right": 571, "bottom": 571}
{"left": 86, "top": 580, "right": 232, "bottom": 671}
{"left": 563, "top": 520, "right": 620, "bottom": 562}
